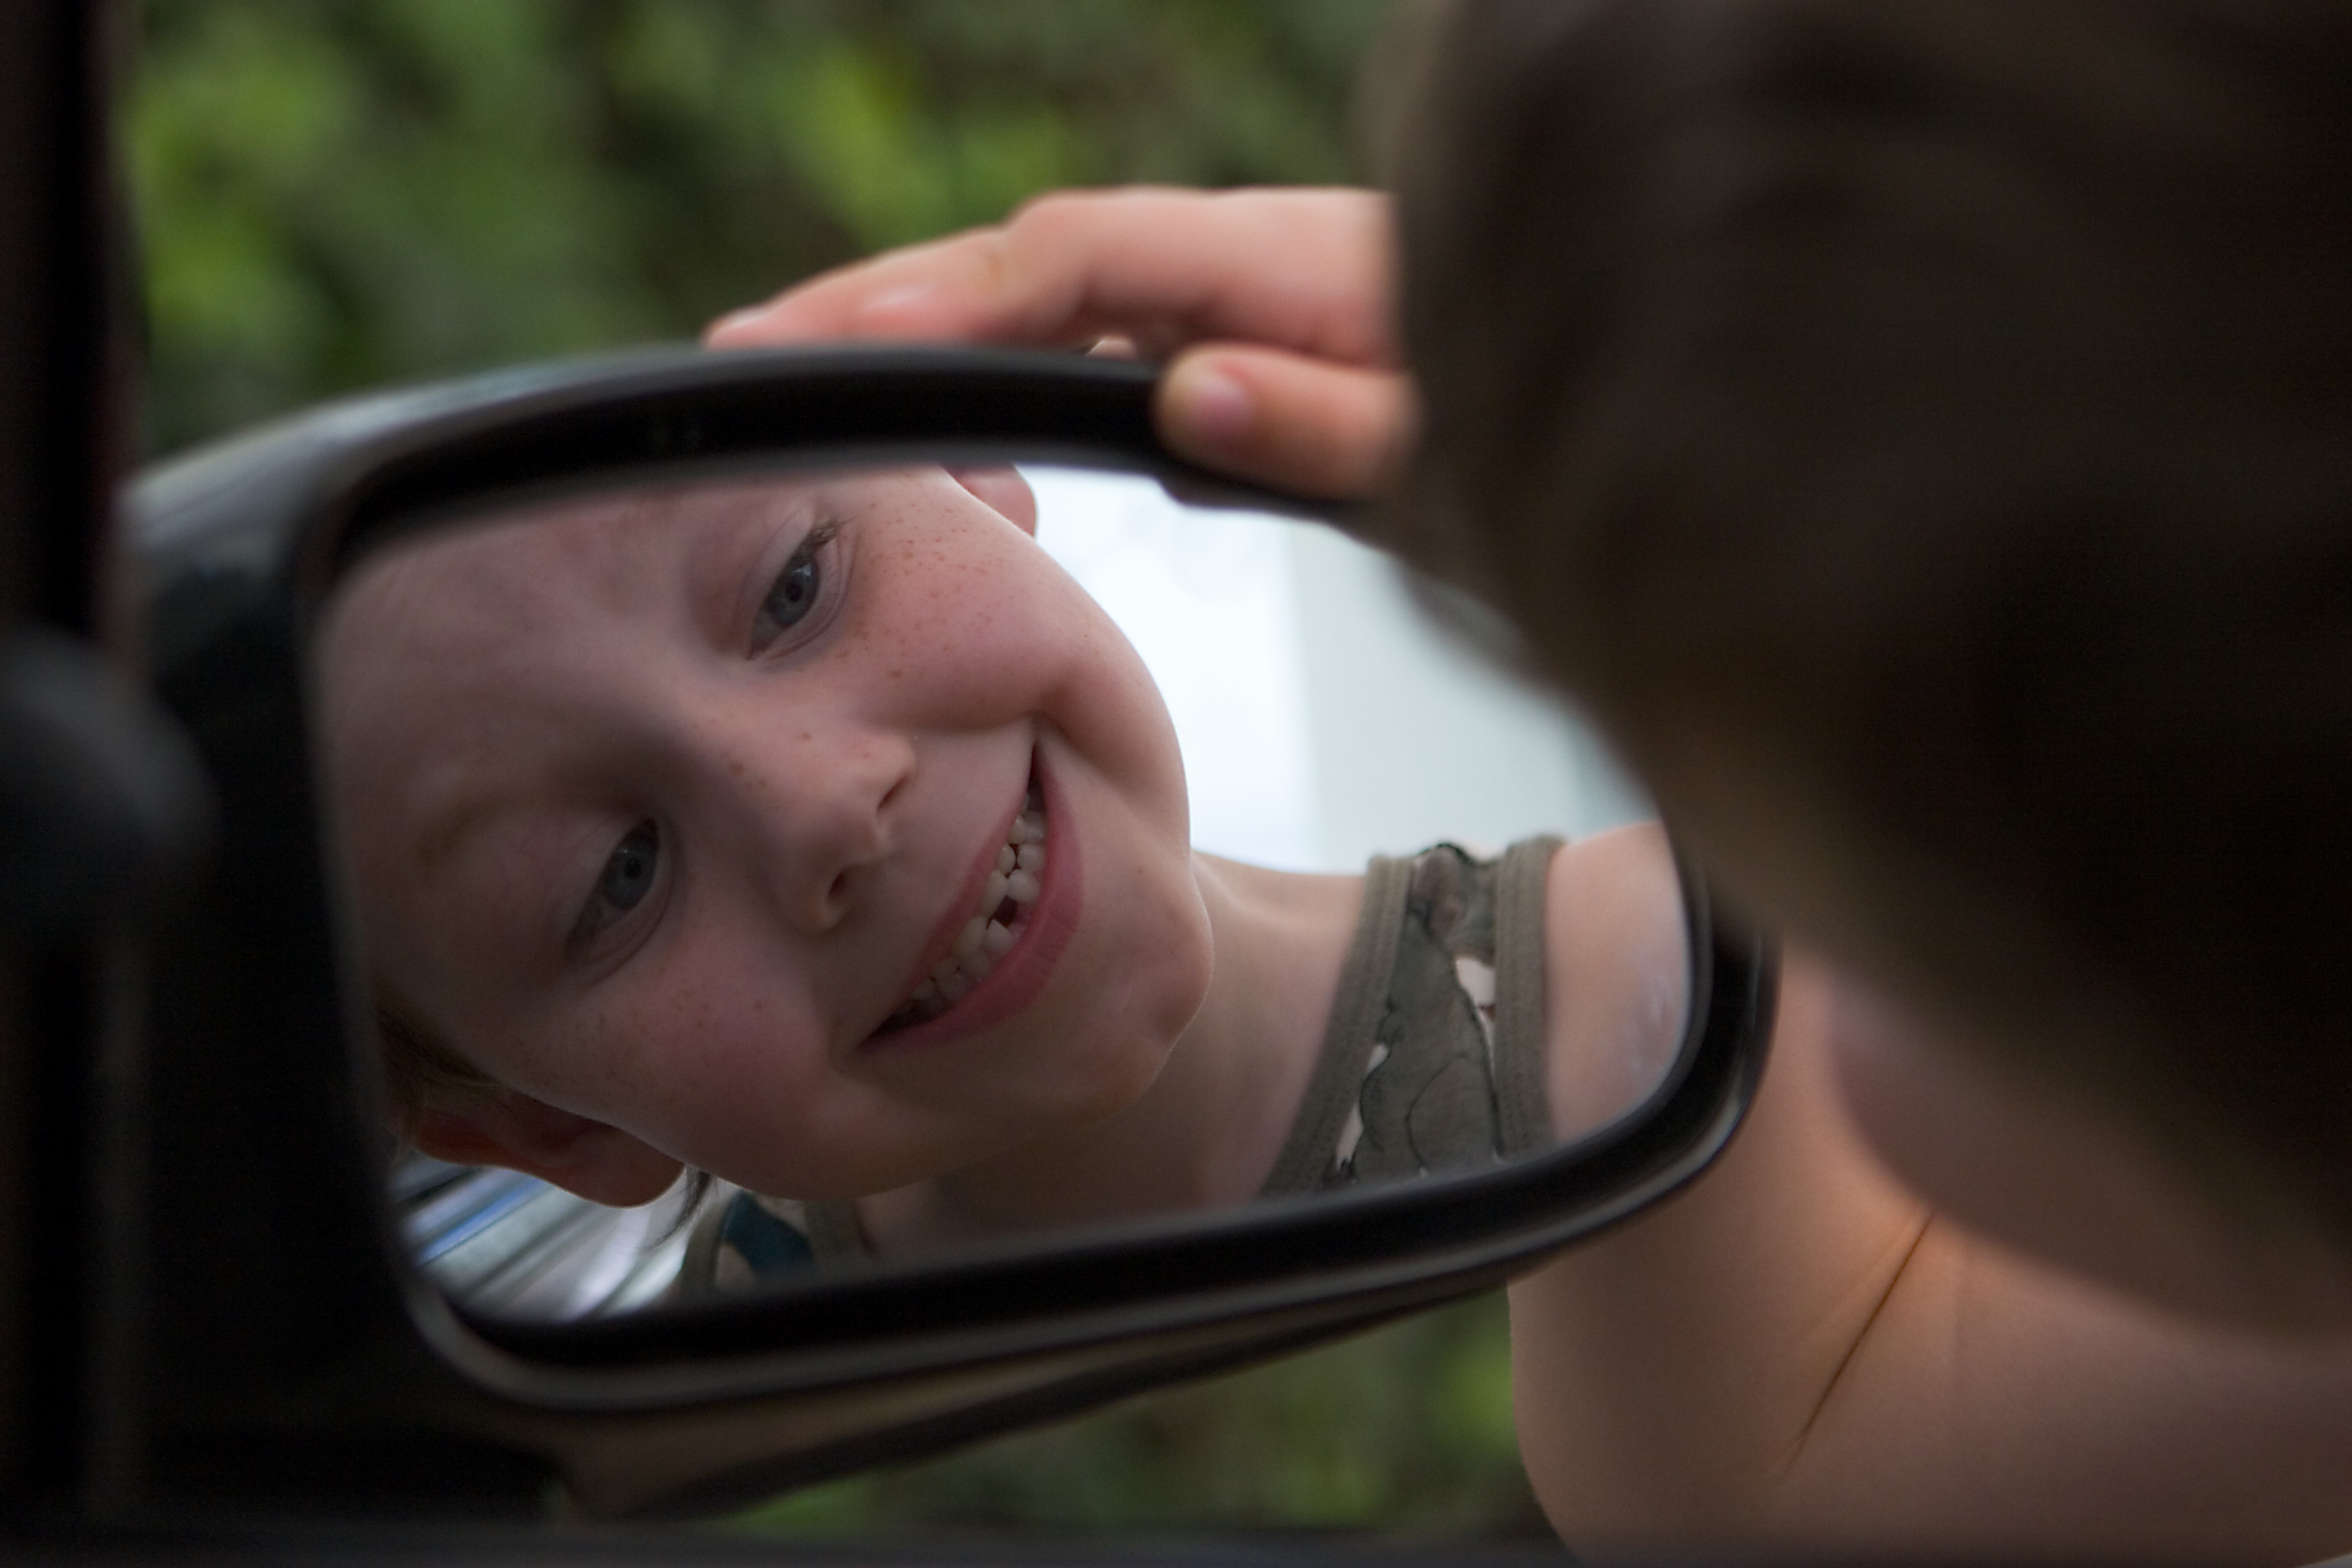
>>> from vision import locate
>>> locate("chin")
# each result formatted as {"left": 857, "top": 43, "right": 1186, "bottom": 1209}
{"left": 1054, "top": 821, "right": 1214, "bottom": 1106}
{"left": 1069, "top": 1021, "right": 1188, "bottom": 1122}
{"left": 1034, "top": 953, "right": 1207, "bottom": 1138}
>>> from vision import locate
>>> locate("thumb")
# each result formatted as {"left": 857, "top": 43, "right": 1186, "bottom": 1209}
{"left": 1157, "top": 346, "right": 1417, "bottom": 501}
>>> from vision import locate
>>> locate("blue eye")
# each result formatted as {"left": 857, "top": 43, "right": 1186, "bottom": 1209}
{"left": 763, "top": 551, "right": 819, "bottom": 629}
{"left": 567, "top": 821, "right": 662, "bottom": 959}
{"left": 752, "top": 521, "right": 840, "bottom": 652}
{"left": 597, "top": 822, "right": 659, "bottom": 914}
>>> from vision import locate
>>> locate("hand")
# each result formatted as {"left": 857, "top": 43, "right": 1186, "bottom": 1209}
{"left": 706, "top": 187, "right": 1414, "bottom": 500}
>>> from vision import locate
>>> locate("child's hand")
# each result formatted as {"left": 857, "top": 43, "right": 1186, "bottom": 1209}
{"left": 706, "top": 187, "right": 1414, "bottom": 501}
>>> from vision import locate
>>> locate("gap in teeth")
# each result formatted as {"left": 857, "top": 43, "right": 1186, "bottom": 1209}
{"left": 890, "top": 789, "right": 1048, "bottom": 1027}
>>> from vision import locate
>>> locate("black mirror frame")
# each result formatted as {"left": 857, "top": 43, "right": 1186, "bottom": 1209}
{"left": 129, "top": 345, "right": 1774, "bottom": 1518}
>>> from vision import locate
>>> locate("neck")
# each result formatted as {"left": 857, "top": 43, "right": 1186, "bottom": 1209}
{"left": 861, "top": 853, "right": 1363, "bottom": 1254}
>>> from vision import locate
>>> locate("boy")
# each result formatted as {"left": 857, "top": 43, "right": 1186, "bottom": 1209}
{"left": 322, "top": 462, "right": 1689, "bottom": 1265}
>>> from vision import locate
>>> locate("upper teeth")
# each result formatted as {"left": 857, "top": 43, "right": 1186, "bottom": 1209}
{"left": 899, "top": 789, "right": 1046, "bottom": 1020}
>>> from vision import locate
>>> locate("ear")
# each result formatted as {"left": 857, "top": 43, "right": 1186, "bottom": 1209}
{"left": 413, "top": 1090, "right": 686, "bottom": 1208}
{"left": 949, "top": 464, "right": 1038, "bottom": 536}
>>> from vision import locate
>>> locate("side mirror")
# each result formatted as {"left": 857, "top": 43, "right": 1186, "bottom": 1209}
{"left": 130, "top": 346, "right": 1773, "bottom": 1519}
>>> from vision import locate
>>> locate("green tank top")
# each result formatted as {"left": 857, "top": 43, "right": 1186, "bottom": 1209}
{"left": 1261, "top": 836, "right": 1561, "bottom": 1195}
{"left": 681, "top": 836, "right": 1563, "bottom": 1290}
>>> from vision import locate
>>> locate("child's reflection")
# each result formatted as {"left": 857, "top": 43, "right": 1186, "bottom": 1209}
{"left": 322, "top": 465, "right": 1688, "bottom": 1283}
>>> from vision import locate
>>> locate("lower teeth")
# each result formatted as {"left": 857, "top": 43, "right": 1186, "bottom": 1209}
{"left": 881, "top": 786, "right": 1046, "bottom": 1030}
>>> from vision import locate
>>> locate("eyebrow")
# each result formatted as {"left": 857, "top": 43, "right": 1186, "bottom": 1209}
{"left": 408, "top": 754, "right": 545, "bottom": 928}
{"left": 701, "top": 485, "right": 823, "bottom": 652}
{"left": 411, "top": 761, "right": 519, "bottom": 875}
{"left": 411, "top": 779, "right": 623, "bottom": 969}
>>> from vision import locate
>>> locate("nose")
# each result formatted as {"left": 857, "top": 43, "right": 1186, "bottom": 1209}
{"left": 694, "top": 701, "right": 916, "bottom": 934}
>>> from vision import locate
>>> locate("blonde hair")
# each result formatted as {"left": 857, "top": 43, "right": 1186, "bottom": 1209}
{"left": 377, "top": 990, "right": 503, "bottom": 1142}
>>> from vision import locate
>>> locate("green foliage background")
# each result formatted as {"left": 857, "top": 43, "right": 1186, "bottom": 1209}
{"left": 133, "top": 0, "right": 1391, "bottom": 454}
{"left": 741, "top": 1293, "right": 1547, "bottom": 1543}
{"left": 130, "top": 0, "right": 1552, "bottom": 1545}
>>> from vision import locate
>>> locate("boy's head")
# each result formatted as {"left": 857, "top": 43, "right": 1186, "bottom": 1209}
{"left": 321, "top": 465, "right": 1214, "bottom": 1206}
{"left": 1393, "top": 0, "right": 2352, "bottom": 1318}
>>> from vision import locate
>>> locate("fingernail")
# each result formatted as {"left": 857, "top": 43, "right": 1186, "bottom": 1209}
{"left": 1177, "top": 366, "right": 1253, "bottom": 447}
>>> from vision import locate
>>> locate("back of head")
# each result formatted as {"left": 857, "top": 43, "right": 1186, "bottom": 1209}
{"left": 1390, "top": 0, "right": 2352, "bottom": 1240}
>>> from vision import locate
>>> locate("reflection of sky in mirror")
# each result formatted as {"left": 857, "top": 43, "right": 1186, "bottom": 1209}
{"left": 1028, "top": 467, "right": 1320, "bottom": 869}
{"left": 1027, "top": 467, "right": 1649, "bottom": 873}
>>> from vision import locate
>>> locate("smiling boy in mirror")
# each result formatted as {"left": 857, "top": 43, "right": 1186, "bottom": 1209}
{"left": 322, "top": 461, "right": 1692, "bottom": 1273}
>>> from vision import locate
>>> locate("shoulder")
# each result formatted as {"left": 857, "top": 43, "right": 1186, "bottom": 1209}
{"left": 1538, "top": 824, "right": 1689, "bottom": 1144}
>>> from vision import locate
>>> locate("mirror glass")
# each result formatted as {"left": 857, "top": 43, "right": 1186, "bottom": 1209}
{"left": 319, "top": 461, "right": 1690, "bottom": 1321}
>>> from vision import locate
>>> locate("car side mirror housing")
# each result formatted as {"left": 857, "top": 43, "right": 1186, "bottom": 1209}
{"left": 128, "top": 346, "right": 1774, "bottom": 1520}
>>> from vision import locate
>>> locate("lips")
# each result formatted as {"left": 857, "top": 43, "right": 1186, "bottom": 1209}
{"left": 865, "top": 747, "right": 1079, "bottom": 1050}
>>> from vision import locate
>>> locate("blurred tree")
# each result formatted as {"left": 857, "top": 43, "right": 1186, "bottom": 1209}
{"left": 130, "top": 1, "right": 1555, "bottom": 1546}
{"left": 132, "top": 0, "right": 1389, "bottom": 453}
{"left": 738, "top": 1291, "right": 1551, "bottom": 1543}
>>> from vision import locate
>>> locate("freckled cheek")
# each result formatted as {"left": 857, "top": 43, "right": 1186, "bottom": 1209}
{"left": 589, "top": 944, "right": 838, "bottom": 1155}
{"left": 859, "top": 525, "right": 1183, "bottom": 804}
{"left": 1066, "top": 624, "right": 1187, "bottom": 796}
{"left": 860, "top": 547, "right": 1079, "bottom": 723}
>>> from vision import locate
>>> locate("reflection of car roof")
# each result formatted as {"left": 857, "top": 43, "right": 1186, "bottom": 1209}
{"left": 393, "top": 1151, "right": 689, "bottom": 1322}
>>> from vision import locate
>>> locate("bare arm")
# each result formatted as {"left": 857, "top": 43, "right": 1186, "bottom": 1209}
{"left": 1520, "top": 943, "right": 2352, "bottom": 1563}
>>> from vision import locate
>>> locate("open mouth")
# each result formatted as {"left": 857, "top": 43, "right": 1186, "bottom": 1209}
{"left": 873, "top": 763, "right": 1048, "bottom": 1035}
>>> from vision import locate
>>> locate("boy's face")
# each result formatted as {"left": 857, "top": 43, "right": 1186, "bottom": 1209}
{"left": 321, "top": 467, "right": 1213, "bottom": 1206}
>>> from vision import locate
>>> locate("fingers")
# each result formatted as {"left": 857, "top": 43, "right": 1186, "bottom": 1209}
{"left": 707, "top": 185, "right": 1410, "bottom": 501}
{"left": 707, "top": 186, "right": 1395, "bottom": 367}
{"left": 1157, "top": 345, "right": 1417, "bottom": 501}
{"left": 707, "top": 226, "right": 1027, "bottom": 346}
